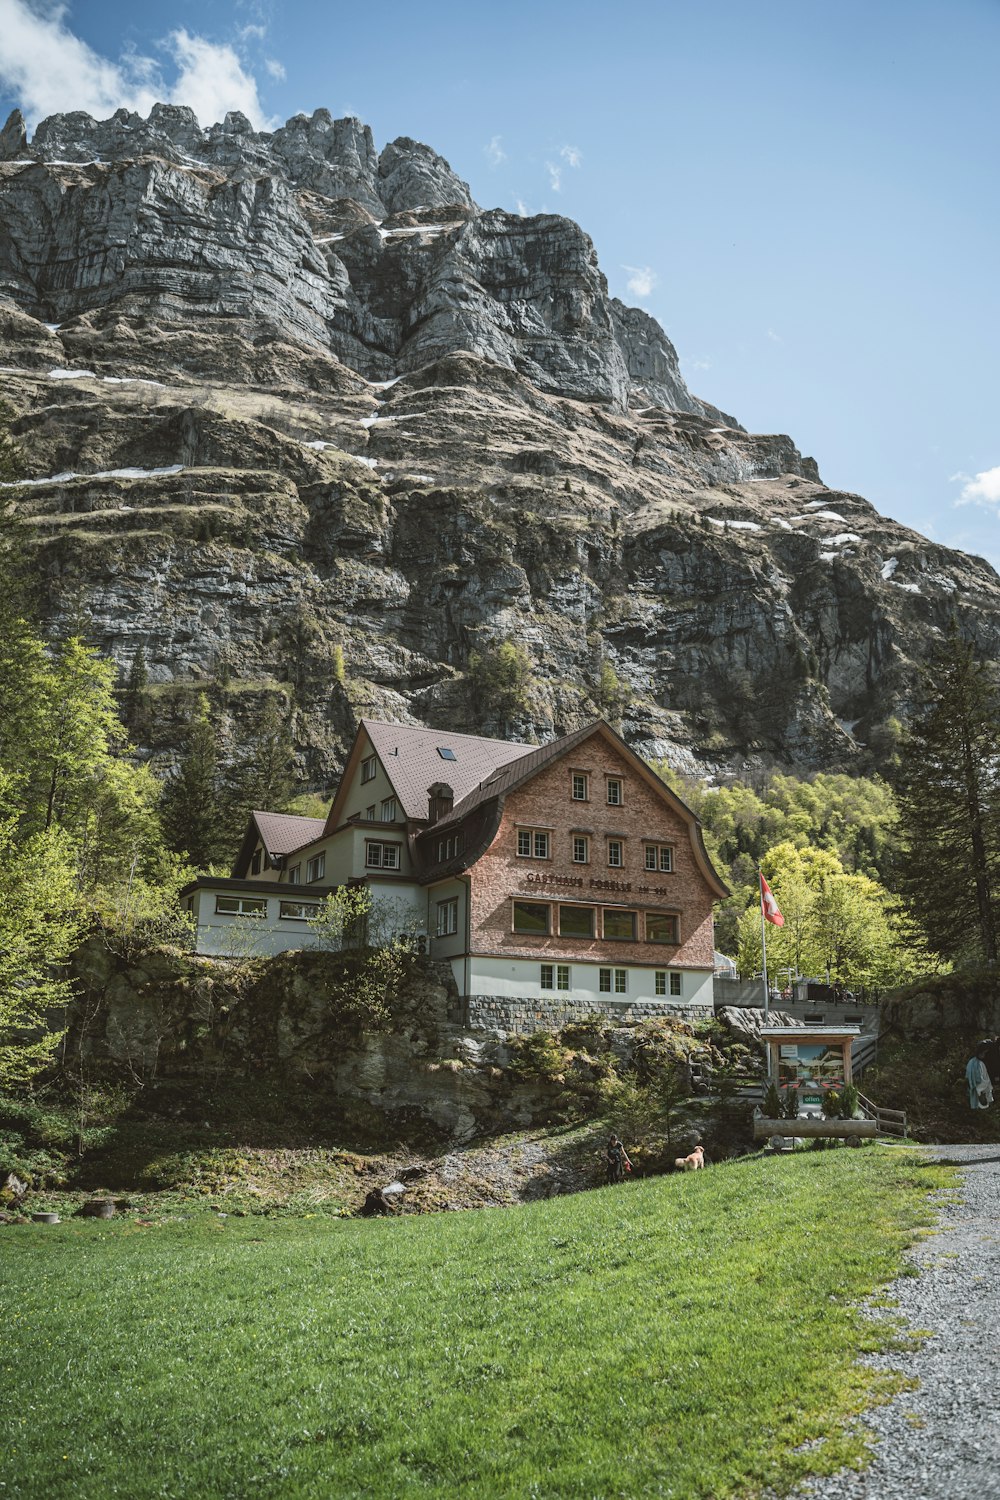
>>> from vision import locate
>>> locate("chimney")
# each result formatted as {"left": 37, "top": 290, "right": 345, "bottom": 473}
{"left": 427, "top": 782, "right": 454, "bottom": 825}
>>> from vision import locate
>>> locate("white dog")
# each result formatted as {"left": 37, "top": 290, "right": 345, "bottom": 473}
{"left": 674, "top": 1145, "right": 705, "bottom": 1172}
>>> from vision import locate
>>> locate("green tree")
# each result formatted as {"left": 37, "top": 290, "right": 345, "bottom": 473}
{"left": 225, "top": 696, "right": 296, "bottom": 828}
{"left": 894, "top": 626, "right": 1000, "bottom": 965}
{"left": 0, "top": 775, "right": 82, "bottom": 1085}
{"left": 467, "top": 638, "right": 533, "bottom": 727}
{"left": 159, "top": 694, "right": 230, "bottom": 869}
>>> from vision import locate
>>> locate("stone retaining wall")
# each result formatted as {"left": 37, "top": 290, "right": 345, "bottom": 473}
{"left": 458, "top": 993, "right": 714, "bottom": 1036}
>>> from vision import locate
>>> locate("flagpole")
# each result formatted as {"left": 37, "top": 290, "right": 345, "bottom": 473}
{"left": 759, "top": 867, "right": 770, "bottom": 1023}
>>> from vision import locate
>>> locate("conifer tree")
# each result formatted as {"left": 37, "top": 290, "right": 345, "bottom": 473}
{"left": 159, "top": 694, "right": 230, "bottom": 869}
{"left": 894, "top": 625, "right": 1000, "bottom": 965}
{"left": 225, "top": 696, "right": 296, "bottom": 825}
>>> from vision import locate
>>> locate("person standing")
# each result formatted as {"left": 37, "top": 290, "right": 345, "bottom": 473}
{"left": 605, "top": 1134, "right": 632, "bottom": 1184}
{"left": 966, "top": 1048, "right": 994, "bottom": 1110}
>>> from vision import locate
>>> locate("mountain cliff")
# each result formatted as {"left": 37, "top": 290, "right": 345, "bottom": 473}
{"left": 1, "top": 103, "right": 997, "bottom": 783}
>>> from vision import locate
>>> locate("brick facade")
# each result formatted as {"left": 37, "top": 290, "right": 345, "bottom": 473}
{"left": 466, "top": 739, "right": 717, "bottom": 972}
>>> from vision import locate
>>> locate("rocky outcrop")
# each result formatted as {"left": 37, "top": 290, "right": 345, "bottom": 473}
{"left": 1, "top": 102, "right": 999, "bottom": 781}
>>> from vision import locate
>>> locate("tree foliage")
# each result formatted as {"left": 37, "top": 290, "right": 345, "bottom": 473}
{"left": 467, "top": 638, "right": 533, "bottom": 727}
{"left": 893, "top": 625, "right": 1000, "bottom": 965}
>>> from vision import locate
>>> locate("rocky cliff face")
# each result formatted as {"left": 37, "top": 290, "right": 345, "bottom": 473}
{"left": 1, "top": 102, "right": 998, "bottom": 782}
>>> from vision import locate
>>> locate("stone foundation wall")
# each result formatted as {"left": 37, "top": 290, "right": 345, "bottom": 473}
{"left": 458, "top": 993, "right": 713, "bottom": 1036}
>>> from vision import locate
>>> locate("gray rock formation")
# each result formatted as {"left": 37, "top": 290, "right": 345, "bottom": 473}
{"left": 1, "top": 101, "right": 998, "bottom": 784}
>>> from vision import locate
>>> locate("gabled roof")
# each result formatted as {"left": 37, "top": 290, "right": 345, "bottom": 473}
{"left": 326, "top": 719, "right": 536, "bottom": 829}
{"left": 231, "top": 810, "right": 327, "bottom": 878}
{"left": 427, "top": 721, "right": 599, "bottom": 833}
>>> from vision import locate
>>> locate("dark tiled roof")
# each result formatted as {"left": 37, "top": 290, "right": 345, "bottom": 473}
{"left": 363, "top": 719, "right": 535, "bottom": 822}
{"left": 426, "top": 721, "right": 599, "bottom": 832}
{"left": 253, "top": 811, "right": 327, "bottom": 857}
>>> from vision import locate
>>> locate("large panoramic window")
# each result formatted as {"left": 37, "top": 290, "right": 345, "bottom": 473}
{"left": 279, "top": 900, "right": 321, "bottom": 921}
{"left": 512, "top": 901, "right": 550, "bottom": 934}
{"left": 559, "top": 905, "right": 595, "bottom": 938}
{"left": 646, "top": 913, "right": 679, "bottom": 944}
{"left": 215, "top": 896, "right": 267, "bottom": 917}
{"left": 603, "top": 909, "right": 636, "bottom": 940}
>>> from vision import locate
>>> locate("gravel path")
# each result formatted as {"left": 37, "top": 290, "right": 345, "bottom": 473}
{"left": 799, "top": 1143, "right": 1000, "bottom": 1500}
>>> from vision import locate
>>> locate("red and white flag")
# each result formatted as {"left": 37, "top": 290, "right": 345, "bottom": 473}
{"left": 760, "top": 873, "right": 785, "bottom": 927}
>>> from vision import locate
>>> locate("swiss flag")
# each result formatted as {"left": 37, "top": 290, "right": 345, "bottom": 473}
{"left": 760, "top": 873, "right": 785, "bottom": 927}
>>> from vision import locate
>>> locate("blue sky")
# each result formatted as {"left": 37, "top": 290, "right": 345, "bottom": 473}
{"left": 2, "top": 0, "right": 998, "bottom": 566}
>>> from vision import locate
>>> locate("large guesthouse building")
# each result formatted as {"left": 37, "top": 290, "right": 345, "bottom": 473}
{"left": 181, "top": 719, "right": 729, "bottom": 1026}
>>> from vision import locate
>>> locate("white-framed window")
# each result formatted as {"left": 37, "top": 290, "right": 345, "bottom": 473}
{"left": 516, "top": 829, "right": 550, "bottom": 859}
{"left": 646, "top": 912, "right": 679, "bottom": 944}
{"left": 614, "top": 968, "right": 627, "bottom": 994}
{"left": 279, "top": 899, "right": 321, "bottom": 921}
{"left": 287, "top": 864, "right": 301, "bottom": 885}
{"left": 655, "top": 970, "right": 667, "bottom": 996}
{"left": 361, "top": 754, "right": 377, "bottom": 783}
{"left": 366, "top": 805, "right": 376, "bottom": 820}
{"left": 306, "top": 853, "right": 326, "bottom": 882}
{"left": 381, "top": 797, "right": 397, "bottom": 822}
{"left": 215, "top": 895, "right": 267, "bottom": 917}
{"left": 599, "top": 967, "right": 627, "bottom": 994}
{"left": 606, "top": 777, "right": 623, "bottom": 806}
{"left": 366, "top": 842, "right": 400, "bottom": 869}
{"left": 572, "top": 835, "right": 589, "bottom": 863}
{"left": 541, "top": 964, "right": 571, "bottom": 991}
{"left": 436, "top": 898, "right": 458, "bottom": 936}
{"left": 608, "top": 840, "right": 623, "bottom": 868}
{"left": 572, "top": 771, "right": 589, "bottom": 801}
{"left": 644, "top": 844, "right": 673, "bottom": 872}
{"left": 513, "top": 900, "right": 550, "bottom": 934}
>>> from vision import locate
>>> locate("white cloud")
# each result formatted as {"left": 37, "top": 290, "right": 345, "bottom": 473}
{"left": 0, "top": 0, "right": 276, "bottom": 129}
{"left": 264, "top": 57, "right": 286, "bottom": 81}
{"left": 559, "top": 144, "right": 582, "bottom": 169}
{"left": 689, "top": 357, "right": 712, "bottom": 372}
{"left": 484, "top": 134, "right": 506, "bottom": 167}
{"left": 545, "top": 160, "right": 562, "bottom": 192}
{"left": 514, "top": 197, "right": 529, "bottom": 217}
{"left": 954, "top": 465, "right": 1000, "bottom": 509}
{"left": 624, "top": 264, "right": 658, "bottom": 298}
{"left": 766, "top": 328, "right": 783, "bottom": 343}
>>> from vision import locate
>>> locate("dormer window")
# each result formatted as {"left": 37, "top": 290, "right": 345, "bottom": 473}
{"left": 361, "top": 754, "right": 377, "bottom": 784}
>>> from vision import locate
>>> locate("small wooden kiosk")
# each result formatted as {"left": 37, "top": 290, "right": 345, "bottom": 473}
{"left": 754, "top": 1025, "right": 879, "bottom": 1141}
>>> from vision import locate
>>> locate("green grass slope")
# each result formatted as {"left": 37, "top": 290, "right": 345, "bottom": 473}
{"left": 0, "top": 1149, "right": 947, "bottom": 1499}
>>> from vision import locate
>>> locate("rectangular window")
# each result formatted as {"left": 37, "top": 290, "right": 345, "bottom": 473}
{"left": 517, "top": 829, "right": 531, "bottom": 857}
{"left": 655, "top": 970, "right": 666, "bottom": 996}
{"left": 557, "top": 964, "right": 570, "bottom": 991}
{"left": 436, "top": 898, "right": 458, "bottom": 936}
{"left": 645, "top": 844, "right": 674, "bottom": 872}
{"left": 572, "top": 772, "right": 589, "bottom": 801}
{"left": 606, "top": 778, "right": 623, "bottom": 806}
{"left": 670, "top": 972, "right": 682, "bottom": 996}
{"left": 572, "top": 835, "right": 589, "bottom": 864}
{"left": 559, "top": 905, "right": 595, "bottom": 938}
{"left": 279, "top": 900, "right": 321, "bottom": 921}
{"left": 513, "top": 901, "right": 550, "bottom": 935}
{"left": 517, "top": 829, "right": 549, "bottom": 858}
{"left": 361, "top": 754, "right": 377, "bottom": 783}
{"left": 608, "top": 840, "right": 623, "bottom": 868}
{"left": 540, "top": 964, "right": 554, "bottom": 990}
{"left": 366, "top": 805, "right": 376, "bottom": 821}
{"left": 614, "top": 968, "right": 627, "bottom": 994}
{"left": 215, "top": 896, "right": 267, "bottom": 917}
{"left": 381, "top": 797, "right": 397, "bottom": 822}
{"left": 366, "top": 842, "right": 400, "bottom": 869}
{"left": 599, "top": 967, "right": 612, "bottom": 993}
{"left": 534, "top": 831, "right": 549, "bottom": 859}
{"left": 250, "top": 850, "right": 262, "bottom": 875}
{"left": 287, "top": 864, "right": 301, "bottom": 885}
{"left": 646, "top": 913, "right": 679, "bottom": 945}
{"left": 604, "top": 909, "right": 636, "bottom": 940}
{"left": 306, "top": 853, "right": 326, "bottom": 882}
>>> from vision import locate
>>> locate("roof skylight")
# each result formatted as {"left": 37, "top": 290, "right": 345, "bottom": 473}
{"left": 437, "top": 747, "right": 457, "bottom": 761}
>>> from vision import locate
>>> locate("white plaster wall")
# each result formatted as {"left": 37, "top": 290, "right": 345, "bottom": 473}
{"left": 466, "top": 955, "right": 714, "bottom": 1008}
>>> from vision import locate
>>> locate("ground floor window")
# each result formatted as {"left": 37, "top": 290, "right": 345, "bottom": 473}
{"left": 599, "top": 967, "right": 628, "bottom": 994}
{"left": 540, "top": 964, "right": 571, "bottom": 991}
{"left": 655, "top": 970, "right": 684, "bottom": 996}
{"left": 215, "top": 896, "right": 267, "bottom": 917}
{"left": 436, "top": 898, "right": 458, "bottom": 936}
{"left": 279, "top": 900, "right": 322, "bottom": 921}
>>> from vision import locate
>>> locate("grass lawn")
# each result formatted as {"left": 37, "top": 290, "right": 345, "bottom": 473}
{"left": 0, "top": 1148, "right": 949, "bottom": 1499}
